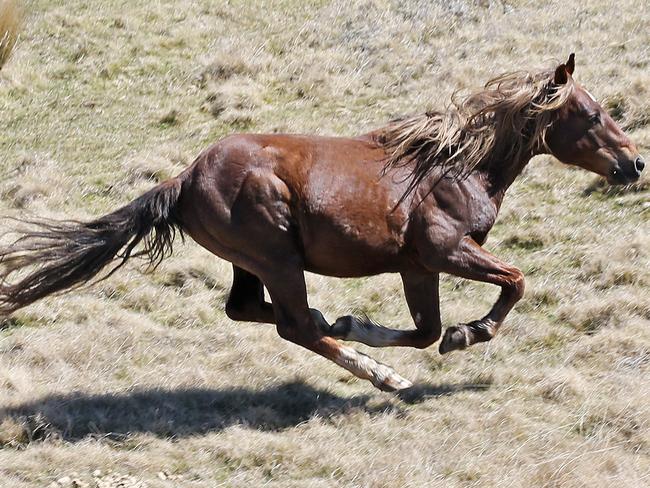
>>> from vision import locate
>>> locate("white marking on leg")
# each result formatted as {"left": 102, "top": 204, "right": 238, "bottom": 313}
{"left": 333, "top": 316, "right": 406, "bottom": 347}
{"left": 334, "top": 345, "right": 412, "bottom": 391}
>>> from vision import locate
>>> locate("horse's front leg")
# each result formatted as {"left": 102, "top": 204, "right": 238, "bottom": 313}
{"left": 438, "top": 236, "right": 525, "bottom": 354}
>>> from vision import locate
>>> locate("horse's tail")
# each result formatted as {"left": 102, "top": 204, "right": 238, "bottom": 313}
{"left": 0, "top": 176, "right": 186, "bottom": 315}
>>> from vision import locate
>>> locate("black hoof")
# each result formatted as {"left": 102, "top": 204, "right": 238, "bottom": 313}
{"left": 439, "top": 325, "right": 469, "bottom": 354}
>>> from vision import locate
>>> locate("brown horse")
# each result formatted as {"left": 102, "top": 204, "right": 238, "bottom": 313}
{"left": 0, "top": 55, "right": 644, "bottom": 391}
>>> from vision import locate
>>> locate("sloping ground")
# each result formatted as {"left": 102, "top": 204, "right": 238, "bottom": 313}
{"left": 0, "top": 1, "right": 648, "bottom": 486}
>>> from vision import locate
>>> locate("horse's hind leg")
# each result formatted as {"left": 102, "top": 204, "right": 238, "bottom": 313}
{"left": 224, "top": 265, "right": 331, "bottom": 330}
{"left": 225, "top": 265, "right": 274, "bottom": 323}
{"left": 260, "top": 265, "right": 412, "bottom": 391}
{"left": 186, "top": 166, "right": 411, "bottom": 390}
{"left": 324, "top": 272, "right": 441, "bottom": 349}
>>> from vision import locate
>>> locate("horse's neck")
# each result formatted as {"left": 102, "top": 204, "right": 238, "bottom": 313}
{"left": 478, "top": 114, "right": 546, "bottom": 207}
{"left": 480, "top": 151, "right": 535, "bottom": 210}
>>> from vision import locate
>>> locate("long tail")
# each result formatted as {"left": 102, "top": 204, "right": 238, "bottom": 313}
{"left": 0, "top": 177, "right": 185, "bottom": 315}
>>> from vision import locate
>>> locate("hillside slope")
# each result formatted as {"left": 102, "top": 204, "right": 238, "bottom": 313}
{"left": 0, "top": 1, "right": 649, "bottom": 486}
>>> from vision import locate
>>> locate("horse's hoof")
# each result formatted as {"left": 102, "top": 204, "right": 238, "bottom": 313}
{"left": 369, "top": 362, "right": 413, "bottom": 392}
{"left": 375, "top": 372, "right": 413, "bottom": 392}
{"left": 439, "top": 325, "right": 469, "bottom": 354}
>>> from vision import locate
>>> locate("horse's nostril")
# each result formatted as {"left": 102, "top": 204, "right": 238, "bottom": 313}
{"left": 635, "top": 157, "right": 645, "bottom": 173}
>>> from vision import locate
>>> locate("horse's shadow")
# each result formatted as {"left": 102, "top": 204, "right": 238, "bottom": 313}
{"left": 0, "top": 381, "right": 488, "bottom": 442}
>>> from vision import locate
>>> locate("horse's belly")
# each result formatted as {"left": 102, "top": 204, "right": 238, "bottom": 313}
{"left": 298, "top": 214, "right": 406, "bottom": 277}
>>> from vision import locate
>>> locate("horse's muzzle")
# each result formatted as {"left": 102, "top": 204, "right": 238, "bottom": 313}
{"left": 611, "top": 156, "right": 644, "bottom": 184}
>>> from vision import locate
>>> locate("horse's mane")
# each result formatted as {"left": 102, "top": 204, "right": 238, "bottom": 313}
{"left": 378, "top": 68, "right": 575, "bottom": 198}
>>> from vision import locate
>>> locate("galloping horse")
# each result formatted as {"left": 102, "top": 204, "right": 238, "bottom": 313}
{"left": 0, "top": 55, "right": 644, "bottom": 391}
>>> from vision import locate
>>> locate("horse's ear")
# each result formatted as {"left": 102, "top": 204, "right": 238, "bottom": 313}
{"left": 554, "top": 63, "right": 569, "bottom": 85}
{"left": 565, "top": 53, "right": 575, "bottom": 75}
{"left": 554, "top": 53, "right": 575, "bottom": 85}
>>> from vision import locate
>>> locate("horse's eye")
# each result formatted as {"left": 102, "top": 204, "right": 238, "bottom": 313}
{"left": 588, "top": 113, "right": 601, "bottom": 125}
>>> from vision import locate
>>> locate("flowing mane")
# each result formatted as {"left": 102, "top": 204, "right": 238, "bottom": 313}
{"left": 378, "top": 68, "right": 575, "bottom": 197}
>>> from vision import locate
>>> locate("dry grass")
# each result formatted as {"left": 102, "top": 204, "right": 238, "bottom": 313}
{"left": 0, "top": 0, "right": 649, "bottom": 487}
{"left": 0, "top": 0, "right": 21, "bottom": 70}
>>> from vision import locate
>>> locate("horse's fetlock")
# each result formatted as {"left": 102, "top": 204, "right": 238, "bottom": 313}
{"left": 467, "top": 320, "right": 495, "bottom": 343}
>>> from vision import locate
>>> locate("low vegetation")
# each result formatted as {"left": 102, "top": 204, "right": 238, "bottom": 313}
{"left": 0, "top": 0, "right": 20, "bottom": 70}
{"left": 0, "top": 0, "right": 648, "bottom": 486}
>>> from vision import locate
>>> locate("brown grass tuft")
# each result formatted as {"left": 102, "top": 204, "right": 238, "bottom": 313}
{"left": 0, "top": 0, "right": 21, "bottom": 71}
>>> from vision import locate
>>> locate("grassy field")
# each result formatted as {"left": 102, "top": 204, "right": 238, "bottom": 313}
{"left": 1, "top": 0, "right": 649, "bottom": 486}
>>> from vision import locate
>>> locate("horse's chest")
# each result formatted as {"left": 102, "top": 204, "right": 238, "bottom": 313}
{"left": 428, "top": 179, "right": 498, "bottom": 245}
{"left": 466, "top": 193, "right": 498, "bottom": 241}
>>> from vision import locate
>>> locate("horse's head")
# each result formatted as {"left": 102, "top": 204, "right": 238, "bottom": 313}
{"left": 545, "top": 54, "right": 644, "bottom": 185}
